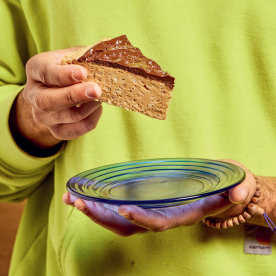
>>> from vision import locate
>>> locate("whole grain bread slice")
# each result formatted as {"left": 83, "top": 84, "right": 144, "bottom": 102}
{"left": 63, "top": 35, "right": 174, "bottom": 120}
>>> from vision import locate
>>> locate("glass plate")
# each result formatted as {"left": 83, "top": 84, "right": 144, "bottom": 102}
{"left": 66, "top": 158, "right": 245, "bottom": 208}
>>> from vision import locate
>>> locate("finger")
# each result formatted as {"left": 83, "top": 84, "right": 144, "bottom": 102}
{"left": 27, "top": 82, "right": 101, "bottom": 111}
{"left": 33, "top": 101, "right": 101, "bottom": 125}
{"left": 62, "top": 192, "right": 78, "bottom": 206}
{"left": 50, "top": 105, "right": 103, "bottom": 140}
{"left": 118, "top": 196, "right": 233, "bottom": 231}
{"left": 74, "top": 199, "right": 146, "bottom": 236}
{"left": 118, "top": 205, "right": 174, "bottom": 232}
{"left": 26, "top": 51, "right": 88, "bottom": 87}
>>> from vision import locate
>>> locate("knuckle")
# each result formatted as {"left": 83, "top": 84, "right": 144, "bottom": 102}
{"left": 23, "top": 82, "right": 41, "bottom": 104}
{"left": 68, "top": 130, "right": 82, "bottom": 139}
{"left": 39, "top": 66, "right": 48, "bottom": 84}
{"left": 62, "top": 130, "right": 77, "bottom": 140}
{"left": 57, "top": 125, "right": 82, "bottom": 140}
{"left": 26, "top": 53, "right": 46, "bottom": 79}
{"left": 65, "top": 87, "right": 79, "bottom": 106}
{"left": 51, "top": 111, "right": 62, "bottom": 123}
{"left": 152, "top": 223, "right": 169, "bottom": 232}
{"left": 22, "top": 85, "right": 30, "bottom": 102}
{"left": 54, "top": 110, "right": 82, "bottom": 124}
{"left": 65, "top": 68, "right": 75, "bottom": 82}
{"left": 51, "top": 117, "right": 95, "bottom": 140}
{"left": 83, "top": 118, "right": 96, "bottom": 132}
{"left": 55, "top": 71, "right": 64, "bottom": 87}
{"left": 25, "top": 58, "right": 33, "bottom": 75}
{"left": 49, "top": 125, "right": 67, "bottom": 140}
{"left": 70, "top": 110, "right": 83, "bottom": 123}
{"left": 25, "top": 55, "right": 39, "bottom": 73}
{"left": 35, "top": 95, "right": 51, "bottom": 111}
{"left": 49, "top": 131, "right": 63, "bottom": 141}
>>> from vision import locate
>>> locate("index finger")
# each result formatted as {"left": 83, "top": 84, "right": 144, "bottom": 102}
{"left": 63, "top": 193, "right": 146, "bottom": 236}
{"left": 26, "top": 49, "right": 87, "bottom": 87}
{"left": 27, "top": 81, "right": 101, "bottom": 111}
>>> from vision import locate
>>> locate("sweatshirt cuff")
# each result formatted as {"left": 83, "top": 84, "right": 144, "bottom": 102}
{"left": 0, "top": 85, "right": 63, "bottom": 172}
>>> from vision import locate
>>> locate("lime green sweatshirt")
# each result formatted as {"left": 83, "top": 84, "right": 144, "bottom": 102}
{"left": 1, "top": 0, "right": 276, "bottom": 275}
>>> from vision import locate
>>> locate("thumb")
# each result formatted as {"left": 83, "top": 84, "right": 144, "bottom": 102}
{"left": 219, "top": 159, "right": 256, "bottom": 205}
{"left": 228, "top": 184, "right": 249, "bottom": 204}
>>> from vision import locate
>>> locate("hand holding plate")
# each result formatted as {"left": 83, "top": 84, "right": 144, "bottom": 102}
{"left": 63, "top": 159, "right": 255, "bottom": 236}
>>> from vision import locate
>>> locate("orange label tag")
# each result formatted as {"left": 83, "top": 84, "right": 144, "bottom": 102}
{"left": 244, "top": 225, "right": 272, "bottom": 255}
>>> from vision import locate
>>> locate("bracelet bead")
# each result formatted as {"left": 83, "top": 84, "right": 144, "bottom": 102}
{"left": 202, "top": 176, "right": 263, "bottom": 229}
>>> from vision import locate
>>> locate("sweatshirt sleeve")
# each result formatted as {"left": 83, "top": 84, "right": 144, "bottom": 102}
{"left": 0, "top": 0, "right": 63, "bottom": 202}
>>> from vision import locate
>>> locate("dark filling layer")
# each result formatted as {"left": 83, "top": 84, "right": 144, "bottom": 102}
{"left": 78, "top": 35, "right": 175, "bottom": 88}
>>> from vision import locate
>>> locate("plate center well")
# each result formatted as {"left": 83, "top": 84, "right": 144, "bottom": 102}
{"left": 106, "top": 173, "right": 216, "bottom": 200}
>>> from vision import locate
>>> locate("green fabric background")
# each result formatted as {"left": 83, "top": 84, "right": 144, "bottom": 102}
{"left": 0, "top": 0, "right": 275, "bottom": 275}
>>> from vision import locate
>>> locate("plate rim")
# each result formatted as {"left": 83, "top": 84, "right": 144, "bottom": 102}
{"left": 66, "top": 158, "right": 246, "bottom": 207}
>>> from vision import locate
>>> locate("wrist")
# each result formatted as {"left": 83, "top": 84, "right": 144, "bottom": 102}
{"left": 203, "top": 175, "right": 276, "bottom": 230}
{"left": 248, "top": 176, "right": 276, "bottom": 227}
{"left": 9, "top": 92, "right": 63, "bottom": 157}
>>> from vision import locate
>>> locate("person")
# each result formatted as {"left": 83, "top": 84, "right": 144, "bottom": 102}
{"left": 1, "top": 0, "right": 276, "bottom": 275}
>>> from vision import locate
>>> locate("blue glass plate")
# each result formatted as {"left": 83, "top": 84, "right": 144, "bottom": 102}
{"left": 66, "top": 158, "right": 245, "bottom": 208}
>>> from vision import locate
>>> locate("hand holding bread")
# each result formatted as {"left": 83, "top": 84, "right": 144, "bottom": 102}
{"left": 11, "top": 36, "right": 174, "bottom": 154}
{"left": 12, "top": 48, "right": 102, "bottom": 151}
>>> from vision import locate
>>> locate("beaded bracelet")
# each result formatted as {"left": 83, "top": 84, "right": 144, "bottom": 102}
{"left": 202, "top": 177, "right": 276, "bottom": 233}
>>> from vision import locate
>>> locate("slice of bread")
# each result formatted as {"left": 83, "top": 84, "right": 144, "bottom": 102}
{"left": 63, "top": 35, "right": 174, "bottom": 120}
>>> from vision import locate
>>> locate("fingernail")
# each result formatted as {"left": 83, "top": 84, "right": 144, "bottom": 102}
{"left": 75, "top": 204, "right": 88, "bottom": 215}
{"left": 74, "top": 199, "right": 88, "bottom": 214}
{"left": 62, "top": 193, "right": 69, "bottom": 204}
{"left": 119, "top": 211, "right": 130, "bottom": 219}
{"left": 240, "top": 189, "right": 248, "bottom": 203}
{"left": 85, "top": 83, "right": 102, "bottom": 98}
{"left": 119, "top": 207, "right": 134, "bottom": 219}
{"left": 72, "top": 70, "right": 84, "bottom": 81}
